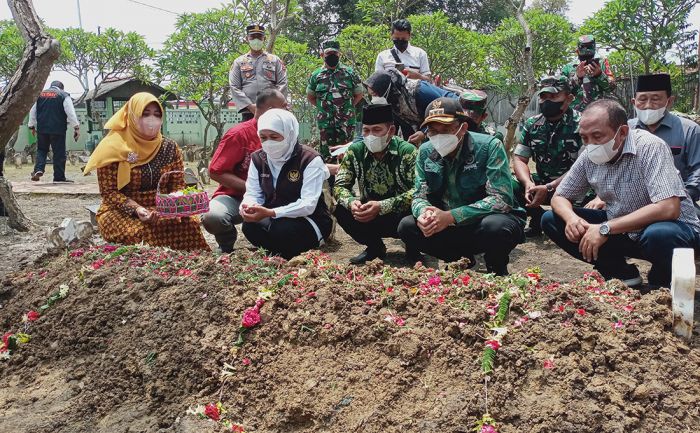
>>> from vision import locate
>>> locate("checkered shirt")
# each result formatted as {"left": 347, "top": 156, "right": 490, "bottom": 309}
{"left": 556, "top": 128, "right": 700, "bottom": 239}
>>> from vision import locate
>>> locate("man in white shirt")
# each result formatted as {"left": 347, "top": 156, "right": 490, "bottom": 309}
{"left": 374, "top": 19, "right": 431, "bottom": 81}
{"left": 28, "top": 81, "right": 80, "bottom": 183}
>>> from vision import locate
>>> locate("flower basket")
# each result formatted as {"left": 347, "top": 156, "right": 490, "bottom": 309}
{"left": 156, "top": 171, "right": 209, "bottom": 218}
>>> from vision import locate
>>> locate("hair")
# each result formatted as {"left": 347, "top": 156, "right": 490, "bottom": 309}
{"left": 50, "top": 80, "right": 64, "bottom": 90}
{"left": 583, "top": 99, "right": 628, "bottom": 130}
{"left": 391, "top": 19, "right": 411, "bottom": 34}
{"left": 256, "top": 88, "right": 286, "bottom": 109}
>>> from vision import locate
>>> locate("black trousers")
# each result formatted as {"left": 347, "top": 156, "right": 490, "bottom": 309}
{"left": 398, "top": 213, "right": 523, "bottom": 272}
{"left": 242, "top": 217, "right": 321, "bottom": 260}
{"left": 334, "top": 205, "right": 406, "bottom": 250}
{"left": 34, "top": 133, "right": 67, "bottom": 181}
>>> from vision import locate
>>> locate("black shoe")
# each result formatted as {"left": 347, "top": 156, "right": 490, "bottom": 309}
{"left": 524, "top": 225, "right": 542, "bottom": 237}
{"left": 350, "top": 244, "right": 387, "bottom": 265}
{"left": 53, "top": 178, "right": 74, "bottom": 183}
{"left": 31, "top": 170, "right": 43, "bottom": 181}
{"left": 487, "top": 265, "right": 509, "bottom": 277}
{"left": 599, "top": 263, "right": 643, "bottom": 287}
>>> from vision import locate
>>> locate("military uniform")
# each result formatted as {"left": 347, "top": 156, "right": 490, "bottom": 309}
{"left": 460, "top": 89, "right": 504, "bottom": 142}
{"left": 229, "top": 24, "right": 288, "bottom": 121}
{"left": 307, "top": 40, "right": 363, "bottom": 159}
{"left": 561, "top": 35, "right": 615, "bottom": 112}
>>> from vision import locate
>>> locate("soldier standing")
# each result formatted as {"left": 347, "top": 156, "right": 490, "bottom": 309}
{"left": 512, "top": 76, "right": 584, "bottom": 237}
{"left": 307, "top": 40, "right": 364, "bottom": 161}
{"left": 459, "top": 89, "right": 504, "bottom": 142}
{"left": 561, "top": 35, "right": 615, "bottom": 112}
{"left": 229, "top": 24, "right": 288, "bottom": 122}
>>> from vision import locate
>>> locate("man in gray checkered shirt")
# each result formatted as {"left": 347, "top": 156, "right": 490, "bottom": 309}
{"left": 542, "top": 99, "right": 700, "bottom": 288}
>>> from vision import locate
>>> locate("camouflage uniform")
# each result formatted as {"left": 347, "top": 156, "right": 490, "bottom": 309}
{"left": 307, "top": 41, "right": 363, "bottom": 159}
{"left": 561, "top": 35, "right": 615, "bottom": 112}
{"left": 459, "top": 89, "right": 504, "bottom": 142}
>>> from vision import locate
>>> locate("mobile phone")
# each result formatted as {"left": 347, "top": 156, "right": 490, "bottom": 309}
{"left": 395, "top": 63, "right": 405, "bottom": 71}
{"left": 586, "top": 58, "right": 600, "bottom": 66}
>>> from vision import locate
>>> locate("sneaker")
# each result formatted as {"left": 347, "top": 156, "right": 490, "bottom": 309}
{"left": 404, "top": 248, "right": 425, "bottom": 265}
{"left": 30, "top": 170, "right": 43, "bottom": 181}
{"left": 350, "top": 244, "right": 387, "bottom": 265}
{"left": 600, "top": 263, "right": 643, "bottom": 287}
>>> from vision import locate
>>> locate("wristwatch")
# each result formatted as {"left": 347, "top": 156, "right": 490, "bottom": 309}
{"left": 546, "top": 183, "right": 555, "bottom": 193}
{"left": 599, "top": 221, "right": 610, "bottom": 236}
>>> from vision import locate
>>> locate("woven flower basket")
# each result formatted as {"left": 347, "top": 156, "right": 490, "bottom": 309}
{"left": 155, "top": 171, "right": 209, "bottom": 218}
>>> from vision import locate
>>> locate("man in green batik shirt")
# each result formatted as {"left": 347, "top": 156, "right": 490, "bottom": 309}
{"left": 561, "top": 35, "right": 615, "bottom": 112}
{"left": 307, "top": 40, "right": 364, "bottom": 161}
{"left": 398, "top": 98, "right": 524, "bottom": 275}
{"left": 334, "top": 104, "right": 417, "bottom": 264}
{"left": 512, "top": 76, "right": 584, "bottom": 237}
{"left": 459, "top": 89, "right": 504, "bottom": 142}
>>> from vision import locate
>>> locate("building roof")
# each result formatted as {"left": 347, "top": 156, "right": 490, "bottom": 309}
{"left": 85, "top": 78, "right": 177, "bottom": 102}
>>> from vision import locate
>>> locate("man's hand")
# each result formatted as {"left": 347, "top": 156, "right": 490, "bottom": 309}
{"left": 326, "top": 163, "right": 340, "bottom": 176}
{"left": 564, "top": 216, "right": 590, "bottom": 243}
{"left": 29, "top": 127, "right": 36, "bottom": 137}
{"left": 404, "top": 69, "right": 422, "bottom": 80}
{"left": 247, "top": 104, "right": 257, "bottom": 115}
{"left": 408, "top": 131, "right": 425, "bottom": 146}
{"left": 353, "top": 200, "right": 381, "bottom": 223}
{"left": 419, "top": 206, "right": 454, "bottom": 237}
{"left": 588, "top": 61, "right": 603, "bottom": 77}
{"left": 73, "top": 127, "right": 80, "bottom": 142}
{"left": 136, "top": 207, "right": 159, "bottom": 224}
{"left": 579, "top": 224, "right": 607, "bottom": 262}
{"left": 417, "top": 209, "right": 436, "bottom": 236}
{"left": 585, "top": 196, "right": 607, "bottom": 210}
{"left": 576, "top": 62, "right": 587, "bottom": 79}
{"left": 525, "top": 184, "right": 548, "bottom": 208}
{"left": 241, "top": 203, "right": 274, "bottom": 222}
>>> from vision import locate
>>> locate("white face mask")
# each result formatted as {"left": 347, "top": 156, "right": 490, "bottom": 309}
{"left": 138, "top": 116, "right": 162, "bottom": 138}
{"left": 430, "top": 133, "right": 460, "bottom": 157}
{"left": 635, "top": 106, "right": 666, "bottom": 125}
{"left": 262, "top": 138, "right": 288, "bottom": 162}
{"left": 371, "top": 96, "right": 388, "bottom": 105}
{"left": 363, "top": 133, "right": 389, "bottom": 153}
{"left": 586, "top": 126, "right": 622, "bottom": 165}
{"left": 248, "top": 38, "right": 265, "bottom": 51}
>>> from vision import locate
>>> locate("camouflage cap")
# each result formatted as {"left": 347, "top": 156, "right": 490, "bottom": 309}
{"left": 322, "top": 40, "right": 340, "bottom": 53}
{"left": 577, "top": 35, "right": 596, "bottom": 57}
{"left": 459, "top": 89, "right": 488, "bottom": 114}
{"left": 538, "top": 76, "right": 571, "bottom": 95}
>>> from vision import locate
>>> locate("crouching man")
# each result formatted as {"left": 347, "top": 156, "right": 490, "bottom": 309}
{"left": 398, "top": 98, "right": 524, "bottom": 275}
{"left": 334, "top": 104, "right": 417, "bottom": 264}
{"left": 542, "top": 99, "right": 700, "bottom": 288}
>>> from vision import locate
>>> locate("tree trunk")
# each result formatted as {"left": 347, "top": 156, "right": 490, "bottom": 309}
{"left": 503, "top": 0, "right": 537, "bottom": 155}
{"left": 0, "top": 0, "right": 62, "bottom": 232}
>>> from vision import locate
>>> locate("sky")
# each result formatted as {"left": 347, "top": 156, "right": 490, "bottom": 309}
{"left": 1, "top": 0, "right": 699, "bottom": 95}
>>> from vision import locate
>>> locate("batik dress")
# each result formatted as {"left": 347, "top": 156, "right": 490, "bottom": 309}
{"left": 96, "top": 137, "right": 209, "bottom": 250}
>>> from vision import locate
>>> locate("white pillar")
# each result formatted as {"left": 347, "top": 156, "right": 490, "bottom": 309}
{"left": 671, "top": 248, "right": 695, "bottom": 339}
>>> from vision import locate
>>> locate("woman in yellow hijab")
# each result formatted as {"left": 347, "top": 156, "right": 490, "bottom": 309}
{"left": 84, "top": 92, "right": 208, "bottom": 251}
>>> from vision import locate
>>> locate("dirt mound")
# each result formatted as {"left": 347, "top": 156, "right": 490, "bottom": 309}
{"left": 0, "top": 245, "right": 699, "bottom": 433}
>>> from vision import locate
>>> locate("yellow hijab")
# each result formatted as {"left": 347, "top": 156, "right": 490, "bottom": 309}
{"left": 83, "top": 92, "right": 164, "bottom": 189}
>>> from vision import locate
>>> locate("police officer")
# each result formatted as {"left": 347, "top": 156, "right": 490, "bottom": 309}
{"left": 561, "top": 35, "right": 615, "bottom": 112}
{"left": 28, "top": 80, "right": 80, "bottom": 182}
{"left": 229, "top": 24, "right": 288, "bottom": 122}
{"left": 512, "top": 76, "right": 584, "bottom": 237}
{"left": 459, "top": 89, "right": 504, "bottom": 142}
{"left": 307, "top": 40, "right": 364, "bottom": 161}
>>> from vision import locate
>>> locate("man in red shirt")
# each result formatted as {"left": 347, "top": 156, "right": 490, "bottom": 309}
{"left": 202, "top": 89, "right": 287, "bottom": 252}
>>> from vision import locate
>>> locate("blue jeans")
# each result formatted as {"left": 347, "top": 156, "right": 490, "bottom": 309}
{"left": 34, "top": 133, "right": 67, "bottom": 181}
{"left": 542, "top": 208, "right": 699, "bottom": 286}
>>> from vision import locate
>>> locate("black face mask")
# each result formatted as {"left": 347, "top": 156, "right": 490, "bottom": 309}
{"left": 578, "top": 53, "right": 594, "bottom": 62}
{"left": 393, "top": 39, "right": 409, "bottom": 51}
{"left": 540, "top": 100, "right": 564, "bottom": 119}
{"left": 325, "top": 53, "right": 339, "bottom": 68}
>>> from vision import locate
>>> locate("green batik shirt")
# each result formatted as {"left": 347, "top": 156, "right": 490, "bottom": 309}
{"left": 514, "top": 109, "right": 583, "bottom": 184}
{"left": 561, "top": 60, "right": 615, "bottom": 112}
{"left": 412, "top": 132, "right": 525, "bottom": 225}
{"left": 306, "top": 63, "right": 363, "bottom": 130}
{"left": 334, "top": 136, "right": 417, "bottom": 215}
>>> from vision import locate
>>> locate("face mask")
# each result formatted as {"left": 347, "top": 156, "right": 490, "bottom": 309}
{"left": 371, "top": 83, "right": 391, "bottom": 105}
{"left": 430, "top": 133, "right": 460, "bottom": 157}
{"left": 466, "top": 117, "right": 479, "bottom": 131}
{"left": 248, "top": 38, "right": 264, "bottom": 51}
{"left": 363, "top": 133, "right": 389, "bottom": 153}
{"left": 325, "top": 53, "right": 339, "bottom": 68}
{"left": 586, "top": 127, "right": 622, "bottom": 165}
{"left": 635, "top": 106, "right": 666, "bottom": 125}
{"left": 578, "top": 54, "right": 594, "bottom": 62}
{"left": 393, "top": 39, "right": 409, "bottom": 52}
{"left": 540, "top": 100, "right": 564, "bottom": 119}
{"left": 138, "top": 116, "right": 162, "bottom": 138}
{"left": 262, "top": 138, "right": 288, "bottom": 162}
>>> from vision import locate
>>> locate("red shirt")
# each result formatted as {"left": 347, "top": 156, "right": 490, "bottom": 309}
{"left": 209, "top": 118, "right": 261, "bottom": 200}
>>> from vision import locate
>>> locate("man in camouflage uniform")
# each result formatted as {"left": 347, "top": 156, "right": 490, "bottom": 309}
{"left": 512, "top": 76, "right": 584, "bottom": 237}
{"left": 561, "top": 35, "right": 615, "bottom": 112}
{"left": 398, "top": 98, "right": 525, "bottom": 274}
{"left": 230, "top": 24, "right": 288, "bottom": 122}
{"left": 460, "top": 89, "right": 504, "bottom": 142}
{"left": 307, "top": 40, "right": 364, "bottom": 161}
{"left": 334, "top": 104, "right": 417, "bottom": 264}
